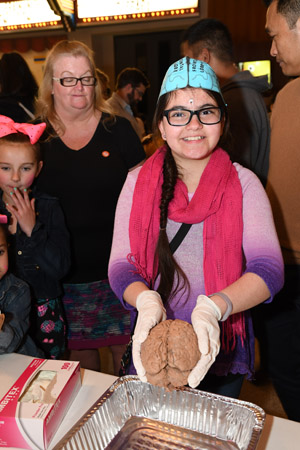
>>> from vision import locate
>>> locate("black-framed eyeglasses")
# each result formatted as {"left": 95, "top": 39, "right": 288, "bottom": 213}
{"left": 163, "top": 107, "right": 223, "bottom": 126}
{"left": 52, "top": 76, "right": 97, "bottom": 87}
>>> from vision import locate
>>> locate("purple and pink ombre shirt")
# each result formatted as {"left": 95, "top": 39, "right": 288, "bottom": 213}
{"left": 108, "top": 163, "right": 284, "bottom": 379}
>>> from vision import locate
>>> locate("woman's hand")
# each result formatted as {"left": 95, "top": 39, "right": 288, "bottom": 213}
{"left": 6, "top": 189, "right": 36, "bottom": 237}
{"left": 132, "top": 290, "right": 166, "bottom": 381}
{"left": 188, "top": 295, "right": 221, "bottom": 388}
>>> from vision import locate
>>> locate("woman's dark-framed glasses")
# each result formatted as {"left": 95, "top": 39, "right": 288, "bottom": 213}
{"left": 52, "top": 76, "right": 97, "bottom": 87}
{"left": 163, "top": 107, "right": 222, "bottom": 126}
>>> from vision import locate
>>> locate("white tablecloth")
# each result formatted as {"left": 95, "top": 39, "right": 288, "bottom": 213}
{"left": 0, "top": 353, "right": 299, "bottom": 449}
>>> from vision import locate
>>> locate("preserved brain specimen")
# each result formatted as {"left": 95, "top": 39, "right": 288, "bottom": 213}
{"left": 141, "top": 319, "right": 200, "bottom": 389}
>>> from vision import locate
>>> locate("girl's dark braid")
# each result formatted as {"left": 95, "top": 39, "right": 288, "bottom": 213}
{"left": 156, "top": 145, "right": 189, "bottom": 304}
{"left": 159, "top": 145, "right": 178, "bottom": 229}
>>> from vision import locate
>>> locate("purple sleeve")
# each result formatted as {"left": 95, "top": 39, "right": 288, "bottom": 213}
{"left": 108, "top": 167, "right": 149, "bottom": 308}
{"left": 108, "top": 260, "right": 146, "bottom": 309}
{"left": 235, "top": 163, "right": 284, "bottom": 301}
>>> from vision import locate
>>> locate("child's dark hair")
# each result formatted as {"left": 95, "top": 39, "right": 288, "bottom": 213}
{"left": 0, "top": 132, "right": 42, "bottom": 162}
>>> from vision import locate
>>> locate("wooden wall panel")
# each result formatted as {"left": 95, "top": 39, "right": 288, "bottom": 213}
{"left": 207, "top": 0, "right": 268, "bottom": 42}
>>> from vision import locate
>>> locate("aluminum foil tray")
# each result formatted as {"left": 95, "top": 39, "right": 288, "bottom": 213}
{"left": 54, "top": 375, "right": 265, "bottom": 450}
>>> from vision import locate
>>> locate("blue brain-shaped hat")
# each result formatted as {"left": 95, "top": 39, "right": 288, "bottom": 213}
{"left": 159, "top": 57, "right": 224, "bottom": 103}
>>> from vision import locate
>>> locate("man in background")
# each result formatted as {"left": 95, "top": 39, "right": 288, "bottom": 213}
{"left": 181, "top": 18, "right": 271, "bottom": 186}
{"left": 260, "top": 0, "right": 300, "bottom": 422}
{"left": 107, "top": 67, "right": 150, "bottom": 141}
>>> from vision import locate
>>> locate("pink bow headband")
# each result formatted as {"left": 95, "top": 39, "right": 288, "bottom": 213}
{"left": 0, "top": 115, "right": 46, "bottom": 144}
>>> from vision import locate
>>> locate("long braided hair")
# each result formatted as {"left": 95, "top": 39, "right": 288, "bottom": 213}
{"left": 152, "top": 88, "right": 229, "bottom": 305}
{"left": 155, "top": 143, "right": 190, "bottom": 303}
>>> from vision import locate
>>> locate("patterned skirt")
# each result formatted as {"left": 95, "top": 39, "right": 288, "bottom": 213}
{"left": 63, "top": 279, "right": 131, "bottom": 350}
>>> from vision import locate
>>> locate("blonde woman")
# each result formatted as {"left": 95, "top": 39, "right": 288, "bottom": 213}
{"left": 36, "top": 40, "right": 145, "bottom": 373}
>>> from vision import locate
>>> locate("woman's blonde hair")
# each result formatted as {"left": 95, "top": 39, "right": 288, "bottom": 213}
{"left": 35, "top": 40, "right": 113, "bottom": 135}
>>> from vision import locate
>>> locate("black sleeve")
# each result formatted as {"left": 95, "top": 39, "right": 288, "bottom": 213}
{"left": 16, "top": 197, "right": 71, "bottom": 280}
{"left": 113, "top": 116, "right": 146, "bottom": 169}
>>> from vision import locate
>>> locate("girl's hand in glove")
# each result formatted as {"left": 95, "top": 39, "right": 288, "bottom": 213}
{"left": 188, "top": 295, "right": 221, "bottom": 388}
{"left": 132, "top": 290, "right": 166, "bottom": 381}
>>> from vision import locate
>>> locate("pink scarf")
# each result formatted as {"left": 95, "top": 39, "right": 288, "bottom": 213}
{"left": 128, "top": 146, "right": 245, "bottom": 350}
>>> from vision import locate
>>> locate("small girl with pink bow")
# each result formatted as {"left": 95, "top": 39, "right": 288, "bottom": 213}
{"left": 0, "top": 115, "right": 71, "bottom": 359}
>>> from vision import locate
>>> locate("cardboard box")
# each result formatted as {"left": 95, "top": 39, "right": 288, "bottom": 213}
{"left": 0, "top": 358, "right": 81, "bottom": 449}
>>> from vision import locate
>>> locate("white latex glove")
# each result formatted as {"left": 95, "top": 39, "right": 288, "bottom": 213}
{"left": 188, "top": 295, "right": 221, "bottom": 389}
{"left": 132, "top": 290, "right": 166, "bottom": 382}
